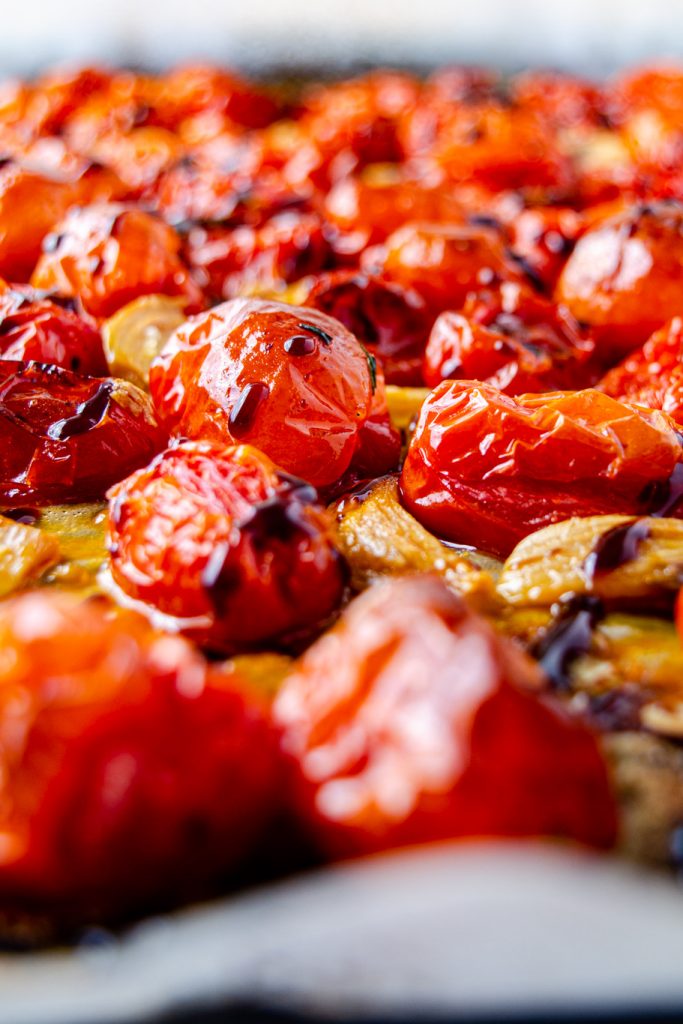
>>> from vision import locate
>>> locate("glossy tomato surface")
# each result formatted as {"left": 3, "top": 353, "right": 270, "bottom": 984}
{"left": 107, "top": 441, "right": 346, "bottom": 652}
{"left": 0, "top": 283, "right": 106, "bottom": 374}
{"left": 400, "top": 382, "right": 683, "bottom": 557}
{"left": 274, "top": 576, "right": 616, "bottom": 857}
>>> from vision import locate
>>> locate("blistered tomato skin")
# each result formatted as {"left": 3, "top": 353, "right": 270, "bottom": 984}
{"left": 369, "top": 222, "right": 526, "bottom": 317}
{"left": 0, "top": 285, "right": 107, "bottom": 375}
{"left": 30, "top": 203, "right": 204, "bottom": 319}
{"left": 0, "top": 362, "right": 166, "bottom": 506}
{"left": 274, "top": 576, "right": 616, "bottom": 858}
{"left": 423, "top": 282, "right": 597, "bottom": 393}
{"left": 599, "top": 317, "right": 683, "bottom": 426}
{"left": 0, "top": 591, "right": 281, "bottom": 921}
{"left": 150, "top": 298, "right": 383, "bottom": 487}
{"left": 400, "top": 381, "right": 683, "bottom": 559}
{"left": 107, "top": 441, "right": 346, "bottom": 653}
{"left": 556, "top": 201, "right": 683, "bottom": 361}
{"left": 304, "top": 270, "right": 432, "bottom": 386}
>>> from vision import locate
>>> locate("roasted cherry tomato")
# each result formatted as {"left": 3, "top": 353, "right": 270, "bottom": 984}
{"left": 556, "top": 201, "right": 683, "bottom": 361}
{"left": 274, "top": 575, "right": 616, "bottom": 857}
{"left": 150, "top": 298, "right": 392, "bottom": 487}
{"left": 107, "top": 441, "right": 346, "bottom": 653}
{"left": 599, "top": 317, "right": 683, "bottom": 425}
{"left": 509, "top": 207, "right": 584, "bottom": 292}
{"left": 368, "top": 222, "right": 526, "bottom": 317}
{"left": 0, "top": 590, "right": 281, "bottom": 922}
{"left": 155, "top": 64, "right": 279, "bottom": 131}
{"left": 0, "top": 283, "right": 106, "bottom": 375}
{"left": 0, "top": 164, "right": 81, "bottom": 281}
{"left": 31, "top": 203, "right": 204, "bottom": 319}
{"left": 303, "top": 270, "right": 432, "bottom": 386}
{"left": 400, "top": 381, "right": 683, "bottom": 558}
{"left": 423, "top": 282, "right": 597, "bottom": 393}
{"left": 185, "top": 211, "right": 331, "bottom": 302}
{"left": 0, "top": 362, "right": 166, "bottom": 506}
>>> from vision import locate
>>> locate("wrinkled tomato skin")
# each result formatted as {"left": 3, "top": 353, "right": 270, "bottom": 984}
{"left": 107, "top": 441, "right": 346, "bottom": 653}
{"left": 556, "top": 201, "right": 683, "bottom": 362}
{"left": 0, "top": 285, "right": 107, "bottom": 375}
{"left": 0, "top": 362, "right": 166, "bottom": 506}
{"left": 0, "top": 591, "right": 281, "bottom": 922}
{"left": 400, "top": 381, "right": 683, "bottom": 558}
{"left": 423, "top": 283, "right": 597, "bottom": 393}
{"left": 274, "top": 576, "right": 616, "bottom": 858}
{"left": 150, "top": 298, "right": 383, "bottom": 488}
{"left": 510, "top": 207, "right": 584, "bottom": 292}
{"left": 303, "top": 270, "right": 432, "bottom": 386}
{"left": 599, "top": 317, "right": 683, "bottom": 425}
{"left": 369, "top": 222, "right": 526, "bottom": 318}
{"left": 185, "top": 211, "right": 331, "bottom": 302}
{"left": 31, "top": 203, "right": 204, "bottom": 319}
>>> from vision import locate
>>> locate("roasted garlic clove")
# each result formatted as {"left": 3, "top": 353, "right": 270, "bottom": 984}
{"left": 334, "top": 474, "right": 499, "bottom": 611}
{"left": 102, "top": 294, "right": 187, "bottom": 389}
{"left": 497, "top": 515, "right": 683, "bottom": 608}
{"left": 0, "top": 515, "right": 60, "bottom": 596}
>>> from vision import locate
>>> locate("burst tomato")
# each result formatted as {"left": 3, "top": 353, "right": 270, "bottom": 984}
{"left": 0, "top": 283, "right": 106, "bottom": 374}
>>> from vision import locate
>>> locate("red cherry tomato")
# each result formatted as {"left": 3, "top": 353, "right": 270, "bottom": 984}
{"left": 31, "top": 203, "right": 204, "bottom": 319}
{"left": 274, "top": 575, "right": 616, "bottom": 858}
{"left": 423, "top": 282, "right": 597, "bottom": 393}
{"left": 599, "top": 317, "right": 683, "bottom": 425}
{"left": 0, "top": 362, "right": 166, "bottom": 506}
{"left": 0, "top": 590, "right": 281, "bottom": 921}
{"left": 400, "top": 381, "right": 683, "bottom": 558}
{"left": 509, "top": 207, "right": 585, "bottom": 292}
{"left": 556, "top": 201, "right": 683, "bottom": 362}
{"left": 303, "top": 270, "right": 432, "bottom": 386}
{"left": 0, "top": 283, "right": 106, "bottom": 375}
{"left": 107, "top": 441, "right": 346, "bottom": 653}
{"left": 150, "top": 297, "right": 391, "bottom": 487}
{"left": 368, "top": 222, "right": 526, "bottom": 317}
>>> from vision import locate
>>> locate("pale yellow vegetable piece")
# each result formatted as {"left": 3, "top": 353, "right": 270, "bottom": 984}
{"left": 334, "top": 475, "right": 499, "bottom": 612}
{"left": 385, "top": 385, "right": 430, "bottom": 433}
{"left": 497, "top": 515, "right": 683, "bottom": 607}
{"left": 102, "top": 294, "right": 187, "bottom": 388}
{"left": 0, "top": 516, "right": 61, "bottom": 597}
{"left": 40, "top": 503, "right": 108, "bottom": 592}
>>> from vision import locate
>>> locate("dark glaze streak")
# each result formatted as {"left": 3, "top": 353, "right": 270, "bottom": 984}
{"left": 47, "top": 381, "right": 113, "bottom": 441}
{"left": 284, "top": 334, "right": 316, "bottom": 356}
{"left": 582, "top": 518, "right": 651, "bottom": 583}
{"left": 297, "top": 322, "right": 332, "bottom": 346}
{"left": 228, "top": 382, "right": 269, "bottom": 437}
{"left": 2, "top": 507, "right": 40, "bottom": 525}
{"left": 642, "top": 462, "right": 683, "bottom": 518}
{"left": 532, "top": 595, "right": 605, "bottom": 691}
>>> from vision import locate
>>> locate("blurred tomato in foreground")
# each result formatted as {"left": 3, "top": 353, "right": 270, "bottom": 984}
{"left": 274, "top": 576, "right": 616, "bottom": 857}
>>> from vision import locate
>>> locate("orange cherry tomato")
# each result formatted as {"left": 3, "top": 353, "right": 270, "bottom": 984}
{"left": 556, "top": 200, "right": 683, "bottom": 362}
{"left": 0, "top": 362, "right": 166, "bottom": 506}
{"left": 400, "top": 381, "right": 683, "bottom": 558}
{"left": 274, "top": 575, "right": 616, "bottom": 857}
{"left": 423, "top": 282, "right": 597, "bottom": 393}
{"left": 0, "top": 591, "right": 281, "bottom": 922}
{"left": 31, "top": 203, "right": 204, "bottom": 319}
{"left": 150, "top": 297, "right": 390, "bottom": 487}
{"left": 107, "top": 441, "right": 346, "bottom": 653}
{"left": 0, "top": 164, "right": 81, "bottom": 282}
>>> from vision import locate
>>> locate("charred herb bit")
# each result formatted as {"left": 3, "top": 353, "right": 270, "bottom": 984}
{"left": 532, "top": 594, "right": 605, "bottom": 691}
{"left": 359, "top": 343, "right": 377, "bottom": 393}
{"left": 297, "top": 322, "right": 332, "bottom": 346}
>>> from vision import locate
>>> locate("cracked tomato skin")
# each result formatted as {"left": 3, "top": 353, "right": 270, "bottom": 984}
{"left": 303, "top": 270, "right": 432, "bottom": 386}
{"left": 423, "top": 282, "right": 597, "bottom": 393}
{"left": 368, "top": 222, "right": 526, "bottom": 318}
{"left": 273, "top": 575, "right": 616, "bottom": 858}
{"left": 400, "top": 381, "right": 683, "bottom": 558}
{"left": 598, "top": 317, "right": 683, "bottom": 426}
{"left": 0, "top": 591, "right": 281, "bottom": 921}
{"left": 31, "top": 203, "right": 204, "bottom": 320}
{"left": 0, "top": 362, "right": 166, "bottom": 506}
{"left": 555, "top": 200, "right": 683, "bottom": 362}
{"left": 149, "top": 298, "right": 385, "bottom": 487}
{"left": 107, "top": 441, "right": 346, "bottom": 653}
{"left": 0, "top": 283, "right": 107, "bottom": 375}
